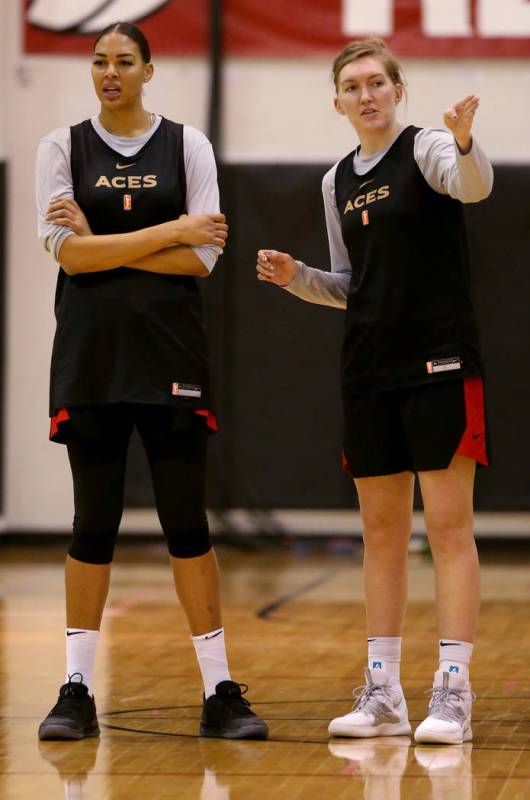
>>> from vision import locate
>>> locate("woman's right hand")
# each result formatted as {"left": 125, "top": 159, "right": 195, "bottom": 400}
{"left": 174, "top": 213, "right": 228, "bottom": 247}
{"left": 46, "top": 197, "right": 92, "bottom": 236}
{"left": 256, "top": 249, "right": 298, "bottom": 287}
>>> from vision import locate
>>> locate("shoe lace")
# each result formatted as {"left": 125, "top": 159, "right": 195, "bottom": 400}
{"left": 228, "top": 683, "right": 251, "bottom": 709}
{"left": 61, "top": 673, "right": 86, "bottom": 699}
{"left": 425, "top": 685, "right": 475, "bottom": 723}
{"left": 351, "top": 681, "right": 395, "bottom": 715}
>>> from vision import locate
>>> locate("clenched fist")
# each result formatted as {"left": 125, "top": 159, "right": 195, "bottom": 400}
{"left": 256, "top": 249, "right": 298, "bottom": 287}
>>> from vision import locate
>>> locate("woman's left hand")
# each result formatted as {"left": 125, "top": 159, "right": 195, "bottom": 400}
{"left": 443, "top": 94, "right": 479, "bottom": 154}
{"left": 46, "top": 197, "right": 92, "bottom": 236}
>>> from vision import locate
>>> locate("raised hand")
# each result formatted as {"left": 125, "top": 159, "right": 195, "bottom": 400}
{"left": 443, "top": 94, "right": 479, "bottom": 153}
{"left": 175, "top": 213, "right": 228, "bottom": 247}
{"left": 256, "top": 249, "right": 298, "bottom": 287}
{"left": 46, "top": 197, "right": 92, "bottom": 236}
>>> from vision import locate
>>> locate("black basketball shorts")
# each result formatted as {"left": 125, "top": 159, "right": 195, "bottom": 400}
{"left": 342, "top": 377, "right": 488, "bottom": 478}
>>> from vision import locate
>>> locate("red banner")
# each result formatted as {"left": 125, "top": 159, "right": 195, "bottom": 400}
{"left": 24, "top": 0, "right": 530, "bottom": 58}
{"left": 24, "top": 0, "right": 208, "bottom": 56}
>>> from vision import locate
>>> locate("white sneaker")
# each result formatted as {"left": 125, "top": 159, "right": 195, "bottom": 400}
{"left": 414, "top": 670, "right": 474, "bottom": 745}
{"left": 328, "top": 668, "right": 411, "bottom": 738}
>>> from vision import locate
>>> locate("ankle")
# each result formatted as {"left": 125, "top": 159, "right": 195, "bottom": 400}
{"left": 438, "top": 639, "right": 473, "bottom": 681}
{"left": 367, "top": 636, "right": 402, "bottom": 681}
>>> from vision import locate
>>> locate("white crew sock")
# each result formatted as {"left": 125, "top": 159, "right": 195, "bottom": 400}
{"left": 65, "top": 628, "right": 99, "bottom": 695}
{"left": 192, "top": 628, "right": 231, "bottom": 698}
{"left": 439, "top": 639, "right": 473, "bottom": 681}
{"left": 367, "top": 636, "right": 402, "bottom": 681}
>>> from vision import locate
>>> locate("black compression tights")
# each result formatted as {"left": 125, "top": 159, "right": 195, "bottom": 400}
{"left": 66, "top": 406, "right": 211, "bottom": 564}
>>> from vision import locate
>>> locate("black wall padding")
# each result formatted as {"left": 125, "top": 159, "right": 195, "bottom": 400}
{"left": 124, "top": 164, "right": 530, "bottom": 512}
{"left": 464, "top": 167, "right": 530, "bottom": 510}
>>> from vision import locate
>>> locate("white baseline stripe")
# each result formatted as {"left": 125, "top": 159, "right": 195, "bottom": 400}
{"left": 119, "top": 509, "right": 530, "bottom": 538}
{"left": 0, "top": 512, "right": 527, "bottom": 537}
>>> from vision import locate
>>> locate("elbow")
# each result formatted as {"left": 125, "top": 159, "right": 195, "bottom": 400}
{"left": 56, "top": 238, "right": 84, "bottom": 274}
{"left": 192, "top": 244, "right": 221, "bottom": 277}
{"left": 60, "top": 260, "right": 80, "bottom": 276}
{"left": 464, "top": 185, "right": 493, "bottom": 204}
{"left": 58, "top": 254, "right": 87, "bottom": 275}
{"left": 473, "top": 175, "right": 494, "bottom": 203}
{"left": 483, "top": 175, "right": 494, "bottom": 201}
{"left": 194, "top": 252, "right": 216, "bottom": 277}
{"left": 57, "top": 238, "right": 107, "bottom": 274}
{"left": 478, "top": 188, "right": 493, "bottom": 203}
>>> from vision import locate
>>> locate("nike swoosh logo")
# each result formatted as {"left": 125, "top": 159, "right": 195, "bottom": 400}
{"left": 66, "top": 631, "right": 86, "bottom": 637}
{"left": 440, "top": 642, "right": 460, "bottom": 646}
{"left": 115, "top": 162, "right": 138, "bottom": 170}
{"left": 204, "top": 630, "right": 223, "bottom": 640}
{"left": 359, "top": 179, "right": 374, "bottom": 190}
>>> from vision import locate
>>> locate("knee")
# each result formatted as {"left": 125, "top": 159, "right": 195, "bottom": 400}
{"left": 362, "top": 509, "right": 412, "bottom": 552}
{"left": 68, "top": 512, "right": 120, "bottom": 564}
{"left": 425, "top": 510, "right": 474, "bottom": 553}
{"left": 165, "top": 520, "right": 211, "bottom": 559}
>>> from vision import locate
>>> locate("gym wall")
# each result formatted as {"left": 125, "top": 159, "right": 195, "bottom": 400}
{"left": 125, "top": 164, "right": 530, "bottom": 513}
{"left": 1, "top": 1, "right": 529, "bottom": 529}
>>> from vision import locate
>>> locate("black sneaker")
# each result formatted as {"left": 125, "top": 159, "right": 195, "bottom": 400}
{"left": 200, "top": 681, "right": 268, "bottom": 740}
{"left": 38, "top": 678, "right": 99, "bottom": 740}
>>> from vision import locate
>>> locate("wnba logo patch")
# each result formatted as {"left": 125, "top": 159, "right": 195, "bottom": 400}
{"left": 172, "top": 382, "right": 202, "bottom": 398}
{"left": 123, "top": 194, "right": 132, "bottom": 211}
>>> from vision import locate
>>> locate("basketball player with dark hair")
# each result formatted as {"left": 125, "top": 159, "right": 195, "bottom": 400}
{"left": 257, "top": 37, "right": 493, "bottom": 745}
{"left": 36, "top": 21, "right": 267, "bottom": 741}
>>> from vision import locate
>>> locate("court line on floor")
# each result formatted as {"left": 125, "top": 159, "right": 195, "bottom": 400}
{"left": 99, "top": 723, "right": 530, "bottom": 751}
{"left": 256, "top": 568, "right": 340, "bottom": 619}
{"left": 99, "top": 708, "right": 530, "bottom": 750}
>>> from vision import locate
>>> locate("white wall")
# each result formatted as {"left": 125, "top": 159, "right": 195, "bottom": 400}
{"left": 223, "top": 57, "right": 530, "bottom": 163}
{"left": 2, "top": 0, "right": 530, "bottom": 529}
{"left": 0, "top": 3, "right": 6, "bottom": 162}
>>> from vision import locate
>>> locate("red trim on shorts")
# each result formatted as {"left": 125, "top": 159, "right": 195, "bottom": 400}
{"left": 455, "top": 377, "right": 488, "bottom": 465}
{"left": 195, "top": 409, "right": 219, "bottom": 432}
{"left": 50, "top": 407, "right": 218, "bottom": 439}
{"left": 50, "top": 407, "right": 70, "bottom": 440}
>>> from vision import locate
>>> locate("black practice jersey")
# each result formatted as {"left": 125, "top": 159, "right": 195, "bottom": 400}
{"left": 49, "top": 117, "right": 210, "bottom": 414}
{"left": 335, "top": 125, "right": 484, "bottom": 394}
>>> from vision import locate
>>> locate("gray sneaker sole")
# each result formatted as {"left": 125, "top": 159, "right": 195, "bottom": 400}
{"left": 414, "top": 725, "right": 472, "bottom": 745}
{"left": 38, "top": 719, "right": 100, "bottom": 741}
{"left": 328, "top": 720, "right": 412, "bottom": 738}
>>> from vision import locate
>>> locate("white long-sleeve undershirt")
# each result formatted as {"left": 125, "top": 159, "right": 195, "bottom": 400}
{"left": 35, "top": 116, "right": 223, "bottom": 272}
{"left": 284, "top": 127, "right": 494, "bottom": 309}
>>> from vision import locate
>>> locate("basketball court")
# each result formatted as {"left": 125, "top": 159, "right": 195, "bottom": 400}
{"left": 2, "top": 537, "right": 529, "bottom": 798}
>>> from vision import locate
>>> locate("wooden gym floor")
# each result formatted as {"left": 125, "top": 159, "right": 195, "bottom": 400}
{"left": 1, "top": 537, "right": 529, "bottom": 799}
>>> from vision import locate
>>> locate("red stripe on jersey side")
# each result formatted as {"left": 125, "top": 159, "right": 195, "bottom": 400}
{"left": 455, "top": 377, "right": 488, "bottom": 466}
{"left": 50, "top": 407, "right": 70, "bottom": 440}
{"left": 342, "top": 449, "right": 352, "bottom": 475}
{"left": 195, "top": 409, "right": 219, "bottom": 432}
